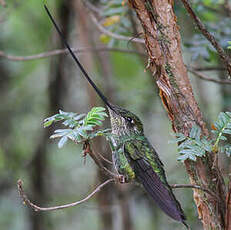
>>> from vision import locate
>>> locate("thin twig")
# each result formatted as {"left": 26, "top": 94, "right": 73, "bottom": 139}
{"left": 83, "top": 142, "right": 120, "bottom": 180}
{"left": 96, "top": 151, "right": 113, "bottom": 164}
{"left": 171, "top": 184, "right": 219, "bottom": 200}
{"left": 89, "top": 13, "right": 144, "bottom": 44}
{"left": 17, "top": 178, "right": 115, "bottom": 211}
{"left": 84, "top": 0, "right": 144, "bottom": 44}
{"left": 84, "top": 1, "right": 102, "bottom": 14}
{"left": 188, "top": 67, "right": 231, "bottom": 85}
{"left": 0, "top": 47, "right": 146, "bottom": 62}
{"left": 18, "top": 178, "right": 219, "bottom": 212}
{"left": 180, "top": 0, "right": 231, "bottom": 76}
{"left": 190, "top": 66, "right": 225, "bottom": 72}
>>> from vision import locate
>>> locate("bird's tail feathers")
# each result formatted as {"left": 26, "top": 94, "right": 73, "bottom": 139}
{"left": 133, "top": 159, "right": 186, "bottom": 223}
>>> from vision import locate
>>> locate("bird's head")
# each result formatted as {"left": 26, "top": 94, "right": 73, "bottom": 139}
{"left": 108, "top": 104, "right": 144, "bottom": 136}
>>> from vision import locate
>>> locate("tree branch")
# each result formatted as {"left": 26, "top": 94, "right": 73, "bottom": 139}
{"left": 18, "top": 178, "right": 219, "bottom": 212}
{"left": 96, "top": 151, "right": 113, "bottom": 165}
{"left": 89, "top": 12, "right": 144, "bottom": 44}
{"left": 82, "top": 141, "right": 121, "bottom": 180}
{"left": 0, "top": 47, "right": 146, "bottom": 62}
{"left": 171, "top": 184, "right": 219, "bottom": 200}
{"left": 190, "top": 66, "right": 225, "bottom": 72}
{"left": 128, "top": 0, "right": 226, "bottom": 228}
{"left": 83, "top": 0, "right": 144, "bottom": 44}
{"left": 17, "top": 179, "right": 115, "bottom": 211}
{"left": 180, "top": 0, "right": 231, "bottom": 76}
{"left": 225, "top": 177, "right": 231, "bottom": 230}
{"left": 188, "top": 67, "right": 231, "bottom": 85}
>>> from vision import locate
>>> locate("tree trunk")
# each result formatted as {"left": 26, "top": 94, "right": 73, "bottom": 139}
{"left": 128, "top": 1, "right": 226, "bottom": 229}
{"left": 73, "top": 2, "right": 135, "bottom": 230}
{"left": 28, "top": 1, "right": 71, "bottom": 230}
{"left": 72, "top": 2, "right": 115, "bottom": 230}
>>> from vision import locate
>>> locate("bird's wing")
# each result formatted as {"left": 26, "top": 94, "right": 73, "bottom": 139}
{"left": 124, "top": 138, "right": 186, "bottom": 222}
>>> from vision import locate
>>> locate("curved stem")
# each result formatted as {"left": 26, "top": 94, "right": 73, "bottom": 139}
{"left": 171, "top": 184, "right": 219, "bottom": 200}
{"left": 0, "top": 47, "right": 146, "bottom": 62}
{"left": 17, "top": 179, "right": 115, "bottom": 211}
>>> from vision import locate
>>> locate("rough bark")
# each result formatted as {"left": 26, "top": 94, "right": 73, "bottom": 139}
{"left": 220, "top": 66, "right": 231, "bottom": 230}
{"left": 226, "top": 179, "right": 231, "bottom": 230}
{"left": 128, "top": 0, "right": 226, "bottom": 229}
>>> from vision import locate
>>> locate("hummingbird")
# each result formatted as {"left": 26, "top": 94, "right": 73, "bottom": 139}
{"left": 44, "top": 5, "right": 188, "bottom": 228}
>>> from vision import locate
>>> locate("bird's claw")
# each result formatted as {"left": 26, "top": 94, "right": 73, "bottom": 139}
{"left": 118, "top": 175, "right": 126, "bottom": 183}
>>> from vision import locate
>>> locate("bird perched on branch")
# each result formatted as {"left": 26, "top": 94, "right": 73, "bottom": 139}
{"left": 44, "top": 4, "right": 188, "bottom": 229}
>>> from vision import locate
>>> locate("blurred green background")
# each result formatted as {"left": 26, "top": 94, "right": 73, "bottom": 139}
{"left": 0, "top": 0, "right": 230, "bottom": 230}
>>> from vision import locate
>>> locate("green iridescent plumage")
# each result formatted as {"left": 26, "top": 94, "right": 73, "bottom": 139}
{"left": 107, "top": 105, "right": 187, "bottom": 227}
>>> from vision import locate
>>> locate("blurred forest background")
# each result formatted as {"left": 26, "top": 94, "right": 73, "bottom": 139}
{"left": 0, "top": 0, "right": 231, "bottom": 230}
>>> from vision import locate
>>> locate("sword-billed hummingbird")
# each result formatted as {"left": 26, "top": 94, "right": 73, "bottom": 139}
{"left": 44, "top": 5, "right": 188, "bottom": 228}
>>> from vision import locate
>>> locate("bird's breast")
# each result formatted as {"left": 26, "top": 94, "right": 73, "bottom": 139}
{"left": 110, "top": 136, "right": 135, "bottom": 181}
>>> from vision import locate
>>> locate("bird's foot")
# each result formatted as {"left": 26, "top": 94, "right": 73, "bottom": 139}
{"left": 118, "top": 174, "right": 129, "bottom": 183}
{"left": 117, "top": 175, "right": 126, "bottom": 183}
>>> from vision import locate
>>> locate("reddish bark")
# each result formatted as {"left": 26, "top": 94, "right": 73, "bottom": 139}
{"left": 226, "top": 180, "right": 231, "bottom": 230}
{"left": 128, "top": 0, "right": 226, "bottom": 229}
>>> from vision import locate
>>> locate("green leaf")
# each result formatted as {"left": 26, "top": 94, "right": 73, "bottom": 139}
{"left": 225, "top": 145, "right": 231, "bottom": 157}
{"left": 219, "top": 135, "right": 227, "bottom": 141}
{"left": 179, "top": 148, "right": 204, "bottom": 157}
{"left": 83, "top": 107, "right": 107, "bottom": 127}
{"left": 189, "top": 125, "right": 201, "bottom": 140}
{"left": 219, "top": 112, "right": 230, "bottom": 127}
{"left": 178, "top": 139, "right": 193, "bottom": 150}
{"left": 50, "top": 129, "right": 72, "bottom": 139}
{"left": 175, "top": 125, "right": 211, "bottom": 163}
{"left": 223, "top": 129, "right": 231, "bottom": 135}
{"left": 82, "top": 125, "right": 94, "bottom": 131}
{"left": 44, "top": 119, "right": 54, "bottom": 128}
{"left": 58, "top": 136, "right": 68, "bottom": 148}
{"left": 212, "top": 111, "right": 231, "bottom": 151}
{"left": 177, "top": 153, "right": 197, "bottom": 162}
{"left": 54, "top": 129, "right": 72, "bottom": 133}
{"left": 90, "top": 114, "right": 107, "bottom": 120}
{"left": 211, "top": 130, "right": 218, "bottom": 135}
{"left": 92, "top": 107, "right": 107, "bottom": 112}
{"left": 175, "top": 133, "right": 187, "bottom": 142}
{"left": 201, "top": 138, "right": 212, "bottom": 152}
{"left": 59, "top": 110, "right": 67, "bottom": 115}
{"left": 70, "top": 131, "right": 82, "bottom": 142}
{"left": 54, "top": 114, "right": 65, "bottom": 121}
{"left": 73, "top": 114, "right": 86, "bottom": 121}
{"left": 46, "top": 107, "right": 110, "bottom": 149}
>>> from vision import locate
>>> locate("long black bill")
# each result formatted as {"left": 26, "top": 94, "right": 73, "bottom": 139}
{"left": 44, "top": 4, "right": 115, "bottom": 112}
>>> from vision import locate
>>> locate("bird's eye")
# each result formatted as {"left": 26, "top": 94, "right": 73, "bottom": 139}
{"left": 127, "top": 117, "right": 134, "bottom": 124}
